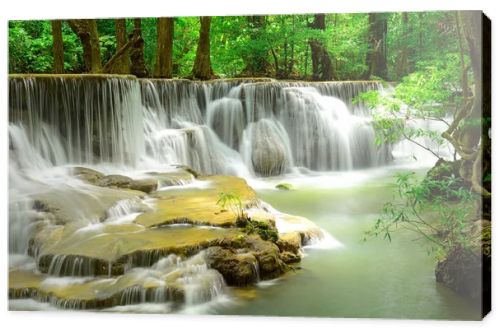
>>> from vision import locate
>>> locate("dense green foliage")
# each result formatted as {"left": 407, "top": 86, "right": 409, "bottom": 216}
{"left": 8, "top": 12, "right": 465, "bottom": 81}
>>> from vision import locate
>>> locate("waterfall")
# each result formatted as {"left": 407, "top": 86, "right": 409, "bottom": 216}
{"left": 139, "top": 78, "right": 392, "bottom": 176}
{"left": 8, "top": 75, "right": 445, "bottom": 312}
{"left": 9, "top": 76, "right": 144, "bottom": 166}
{"left": 7, "top": 75, "right": 398, "bottom": 254}
{"left": 10, "top": 76, "right": 449, "bottom": 178}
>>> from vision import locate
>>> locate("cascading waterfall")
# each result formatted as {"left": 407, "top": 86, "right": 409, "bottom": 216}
{"left": 9, "top": 75, "right": 441, "bottom": 312}
{"left": 139, "top": 78, "right": 392, "bottom": 176}
{"left": 9, "top": 76, "right": 144, "bottom": 166}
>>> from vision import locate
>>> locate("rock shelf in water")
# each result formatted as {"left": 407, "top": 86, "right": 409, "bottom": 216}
{"left": 11, "top": 168, "right": 324, "bottom": 310}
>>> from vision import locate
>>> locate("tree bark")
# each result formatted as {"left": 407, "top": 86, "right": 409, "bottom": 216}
{"left": 115, "top": 19, "right": 130, "bottom": 74}
{"left": 51, "top": 20, "right": 64, "bottom": 74}
{"left": 192, "top": 16, "right": 213, "bottom": 80}
{"left": 154, "top": 17, "right": 174, "bottom": 78}
{"left": 129, "top": 18, "right": 149, "bottom": 78}
{"left": 101, "top": 34, "right": 139, "bottom": 74}
{"left": 365, "top": 13, "right": 388, "bottom": 79}
{"left": 395, "top": 13, "right": 409, "bottom": 78}
{"left": 308, "top": 14, "right": 333, "bottom": 81}
{"left": 68, "top": 19, "right": 101, "bottom": 73}
{"left": 442, "top": 12, "right": 490, "bottom": 199}
{"left": 241, "top": 16, "right": 270, "bottom": 77}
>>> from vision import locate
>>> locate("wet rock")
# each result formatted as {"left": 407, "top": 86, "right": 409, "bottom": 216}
{"left": 276, "top": 232, "right": 302, "bottom": 254}
{"left": 97, "top": 174, "right": 134, "bottom": 188}
{"left": 245, "top": 236, "right": 287, "bottom": 280}
{"left": 280, "top": 251, "right": 301, "bottom": 264}
{"left": 424, "top": 158, "right": 471, "bottom": 199}
{"left": 249, "top": 119, "right": 292, "bottom": 177}
{"left": 205, "top": 246, "right": 259, "bottom": 286}
{"left": 129, "top": 179, "right": 158, "bottom": 193}
{"left": 275, "top": 183, "right": 294, "bottom": 191}
{"left": 95, "top": 175, "right": 157, "bottom": 193}
{"left": 135, "top": 175, "right": 258, "bottom": 228}
{"left": 35, "top": 226, "right": 239, "bottom": 276}
{"left": 147, "top": 169, "right": 195, "bottom": 186}
{"left": 9, "top": 269, "right": 186, "bottom": 310}
{"left": 172, "top": 164, "right": 200, "bottom": 178}
{"left": 72, "top": 166, "right": 104, "bottom": 184}
{"left": 435, "top": 246, "right": 483, "bottom": 304}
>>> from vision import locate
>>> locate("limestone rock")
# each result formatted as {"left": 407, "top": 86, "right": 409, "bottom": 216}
{"left": 205, "top": 247, "right": 259, "bottom": 286}
{"left": 72, "top": 166, "right": 104, "bottom": 184}
{"left": 129, "top": 179, "right": 158, "bottom": 193}
{"left": 280, "top": 251, "right": 301, "bottom": 264}
{"left": 276, "top": 232, "right": 302, "bottom": 254}
{"left": 435, "top": 246, "right": 483, "bottom": 304}
{"left": 97, "top": 174, "right": 134, "bottom": 188}
{"left": 248, "top": 119, "right": 292, "bottom": 177}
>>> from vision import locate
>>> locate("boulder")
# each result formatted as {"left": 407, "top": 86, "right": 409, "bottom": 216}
{"left": 73, "top": 167, "right": 157, "bottom": 193}
{"left": 276, "top": 232, "right": 302, "bottom": 254}
{"left": 280, "top": 251, "right": 301, "bottom": 264}
{"left": 95, "top": 174, "right": 157, "bottom": 193}
{"left": 97, "top": 174, "right": 133, "bottom": 188}
{"left": 248, "top": 119, "right": 292, "bottom": 177}
{"left": 205, "top": 246, "right": 259, "bottom": 286}
{"left": 424, "top": 158, "right": 471, "bottom": 199}
{"left": 276, "top": 183, "right": 294, "bottom": 191}
{"left": 246, "top": 236, "right": 287, "bottom": 280}
{"left": 72, "top": 166, "right": 104, "bottom": 185}
{"left": 129, "top": 179, "right": 158, "bottom": 193}
{"left": 435, "top": 246, "right": 483, "bottom": 304}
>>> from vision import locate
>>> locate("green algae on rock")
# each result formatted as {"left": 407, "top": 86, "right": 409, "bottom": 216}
{"left": 135, "top": 175, "right": 258, "bottom": 228}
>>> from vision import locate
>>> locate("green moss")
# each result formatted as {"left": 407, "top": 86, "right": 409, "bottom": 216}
{"left": 238, "top": 219, "right": 278, "bottom": 243}
{"left": 276, "top": 183, "right": 294, "bottom": 191}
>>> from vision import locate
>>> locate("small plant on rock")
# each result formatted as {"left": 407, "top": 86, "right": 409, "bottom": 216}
{"left": 217, "top": 192, "right": 248, "bottom": 223}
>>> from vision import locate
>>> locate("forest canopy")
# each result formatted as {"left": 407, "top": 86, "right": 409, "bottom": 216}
{"left": 8, "top": 12, "right": 465, "bottom": 81}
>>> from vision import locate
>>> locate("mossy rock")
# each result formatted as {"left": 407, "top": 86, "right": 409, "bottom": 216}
{"left": 205, "top": 247, "right": 259, "bottom": 286}
{"left": 135, "top": 175, "right": 258, "bottom": 228}
{"left": 275, "top": 183, "right": 294, "bottom": 191}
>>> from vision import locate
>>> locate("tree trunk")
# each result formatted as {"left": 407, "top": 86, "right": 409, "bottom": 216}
{"left": 308, "top": 14, "right": 333, "bottom": 81}
{"left": 101, "top": 34, "right": 139, "bottom": 74}
{"left": 395, "top": 13, "right": 409, "bottom": 78}
{"left": 154, "top": 17, "right": 174, "bottom": 78}
{"left": 51, "top": 20, "right": 64, "bottom": 74}
{"left": 242, "top": 16, "right": 270, "bottom": 77}
{"left": 192, "top": 16, "right": 213, "bottom": 80}
{"left": 365, "top": 13, "right": 388, "bottom": 79}
{"left": 68, "top": 19, "right": 101, "bottom": 73}
{"left": 115, "top": 19, "right": 129, "bottom": 74}
{"left": 129, "top": 18, "right": 149, "bottom": 78}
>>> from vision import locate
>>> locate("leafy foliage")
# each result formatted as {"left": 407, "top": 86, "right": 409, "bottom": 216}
{"left": 8, "top": 12, "right": 466, "bottom": 80}
{"left": 365, "top": 172, "right": 479, "bottom": 260}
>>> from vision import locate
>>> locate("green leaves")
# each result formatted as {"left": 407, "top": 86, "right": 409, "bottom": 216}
{"left": 367, "top": 167, "right": 479, "bottom": 259}
{"left": 216, "top": 192, "right": 245, "bottom": 220}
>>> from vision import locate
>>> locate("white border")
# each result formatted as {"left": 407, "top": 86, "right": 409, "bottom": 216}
{"left": 1, "top": 1, "right": 498, "bottom": 333}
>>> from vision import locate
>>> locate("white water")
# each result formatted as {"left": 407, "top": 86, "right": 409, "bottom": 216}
{"left": 8, "top": 76, "right": 447, "bottom": 312}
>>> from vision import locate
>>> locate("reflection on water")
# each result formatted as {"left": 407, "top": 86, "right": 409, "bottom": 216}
{"left": 216, "top": 170, "right": 481, "bottom": 320}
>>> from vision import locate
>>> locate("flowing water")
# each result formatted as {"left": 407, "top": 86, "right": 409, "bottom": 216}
{"left": 217, "top": 170, "right": 481, "bottom": 319}
{"left": 8, "top": 75, "right": 473, "bottom": 317}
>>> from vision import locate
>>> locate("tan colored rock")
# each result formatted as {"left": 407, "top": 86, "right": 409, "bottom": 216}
{"left": 276, "top": 232, "right": 302, "bottom": 254}
{"left": 37, "top": 225, "right": 239, "bottom": 275}
{"left": 135, "top": 175, "right": 258, "bottom": 228}
{"left": 205, "top": 247, "right": 259, "bottom": 286}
